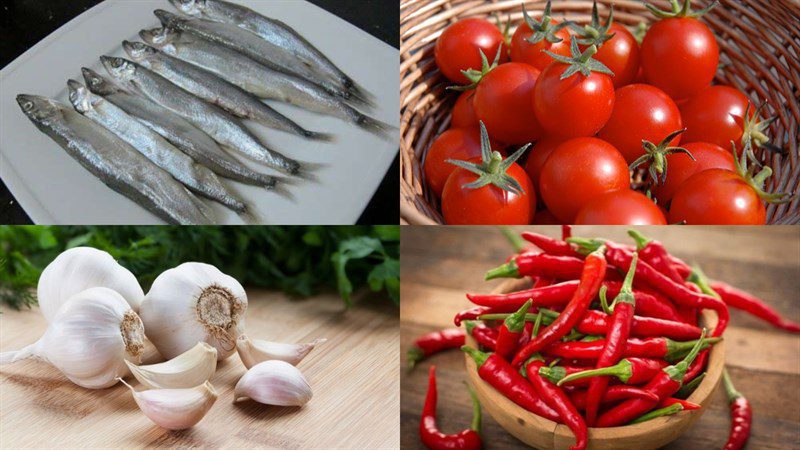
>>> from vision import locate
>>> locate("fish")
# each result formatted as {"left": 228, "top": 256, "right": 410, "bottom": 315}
{"left": 122, "top": 40, "right": 331, "bottom": 141}
{"left": 140, "top": 27, "right": 392, "bottom": 137}
{"left": 154, "top": 9, "right": 362, "bottom": 106}
{"left": 100, "top": 55, "right": 302, "bottom": 175}
{"left": 168, "top": 0, "right": 375, "bottom": 106}
{"left": 81, "top": 67, "right": 277, "bottom": 189}
{"left": 67, "top": 79, "right": 248, "bottom": 215}
{"left": 16, "top": 94, "right": 214, "bottom": 224}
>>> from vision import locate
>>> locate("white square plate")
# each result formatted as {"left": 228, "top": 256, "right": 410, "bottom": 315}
{"left": 0, "top": 0, "right": 399, "bottom": 224}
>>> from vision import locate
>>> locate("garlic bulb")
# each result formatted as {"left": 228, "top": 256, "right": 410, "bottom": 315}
{"left": 118, "top": 378, "right": 217, "bottom": 430}
{"left": 234, "top": 360, "right": 312, "bottom": 406}
{"left": 237, "top": 335, "right": 326, "bottom": 368}
{"left": 125, "top": 342, "right": 217, "bottom": 389}
{"left": 140, "top": 262, "right": 247, "bottom": 360}
{"left": 37, "top": 247, "right": 144, "bottom": 322}
{"left": 0, "top": 287, "right": 145, "bottom": 389}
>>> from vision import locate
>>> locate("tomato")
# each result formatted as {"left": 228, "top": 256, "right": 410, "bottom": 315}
{"left": 474, "top": 62, "right": 542, "bottom": 144}
{"left": 668, "top": 169, "right": 766, "bottom": 224}
{"left": 652, "top": 142, "right": 735, "bottom": 204}
{"left": 594, "top": 23, "right": 640, "bottom": 88}
{"left": 533, "top": 52, "right": 615, "bottom": 138}
{"left": 598, "top": 84, "right": 682, "bottom": 163}
{"left": 523, "top": 136, "right": 563, "bottom": 204}
{"left": 640, "top": 17, "right": 718, "bottom": 101}
{"left": 423, "top": 127, "right": 503, "bottom": 197}
{"left": 510, "top": 6, "right": 571, "bottom": 71}
{"left": 575, "top": 190, "right": 667, "bottom": 225}
{"left": 442, "top": 153, "right": 535, "bottom": 225}
{"left": 679, "top": 86, "right": 753, "bottom": 150}
{"left": 435, "top": 18, "right": 509, "bottom": 85}
{"left": 539, "top": 137, "right": 630, "bottom": 223}
{"left": 451, "top": 91, "right": 478, "bottom": 129}
{"left": 533, "top": 209, "right": 562, "bottom": 224}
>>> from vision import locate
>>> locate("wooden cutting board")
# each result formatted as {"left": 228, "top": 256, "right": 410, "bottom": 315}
{"left": 0, "top": 289, "right": 399, "bottom": 448}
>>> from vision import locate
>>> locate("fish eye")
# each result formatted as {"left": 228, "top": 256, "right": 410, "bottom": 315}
{"left": 22, "top": 101, "right": 34, "bottom": 111}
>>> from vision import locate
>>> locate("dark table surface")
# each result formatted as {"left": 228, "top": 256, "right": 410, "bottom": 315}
{"left": 0, "top": 0, "right": 399, "bottom": 225}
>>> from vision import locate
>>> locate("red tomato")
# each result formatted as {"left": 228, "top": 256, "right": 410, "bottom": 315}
{"left": 510, "top": 17, "right": 571, "bottom": 71}
{"left": 539, "top": 137, "right": 630, "bottom": 223}
{"left": 533, "top": 209, "right": 563, "bottom": 224}
{"left": 523, "top": 136, "right": 563, "bottom": 204}
{"left": 668, "top": 169, "right": 766, "bottom": 225}
{"left": 598, "top": 84, "right": 682, "bottom": 163}
{"left": 451, "top": 91, "right": 478, "bottom": 129}
{"left": 594, "top": 24, "right": 640, "bottom": 88}
{"left": 533, "top": 57, "right": 615, "bottom": 138}
{"left": 435, "top": 18, "right": 509, "bottom": 85}
{"left": 640, "top": 17, "right": 718, "bottom": 101}
{"left": 442, "top": 157, "right": 535, "bottom": 225}
{"left": 474, "top": 63, "right": 543, "bottom": 144}
{"left": 423, "top": 127, "right": 503, "bottom": 197}
{"left": 652, "top": 142, "right": 735, "bottom": 204}
{"left": 679, "top": 86, "right": 752, "bottom": 150}
{"left": 575, "top": 190, "right": 667, "bottom": 225}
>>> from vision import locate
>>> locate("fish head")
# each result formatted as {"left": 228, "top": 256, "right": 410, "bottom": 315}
{"left": 139, "top": 27, "right": 177, "bottom": 48}
{"left": 67, "top": 80, "right": 96, "bottom": 114}
{"left": 81, "top": 67, "right": 119, "bottom": 96}
{"left": 154, "top": 9, "right": 183, "bottom": 27}
{"left": 101, "top": 56, "right": 136, "bottom": 82}
{"left": 16, "top": 94, "right": 60, "bottom": 122}
{"left": 168, "top": 0, "right": 205, "bottom": 17}
{"left": 122, "top": 40, "right": 157, "bottom": 62}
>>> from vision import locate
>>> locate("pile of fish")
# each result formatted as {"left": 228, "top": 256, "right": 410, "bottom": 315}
{"left": 16, "top": 0, "right": 389, "bottom": 224}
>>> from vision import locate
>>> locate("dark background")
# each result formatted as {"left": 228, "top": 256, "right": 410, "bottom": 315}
{"left": 0, "top": 0, "right": 399, "bottom": 225}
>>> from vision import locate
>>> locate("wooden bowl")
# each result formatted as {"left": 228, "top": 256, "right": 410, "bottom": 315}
{"left": 400, "top": 0, "right": 800, "bottom": 225}
{"left": 463, "top": 277, "right": 725, "bottom": 450}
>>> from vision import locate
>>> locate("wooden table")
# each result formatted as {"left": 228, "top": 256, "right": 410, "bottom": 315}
{"left": 1, "top": 289, "right": 399, "bottom": 448}
{"left": 401, "top": 226, "right": 800, "bottom": 449}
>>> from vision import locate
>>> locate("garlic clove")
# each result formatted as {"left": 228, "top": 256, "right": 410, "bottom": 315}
{"left": 236, "top": 335, "right": 326, "bottom": 368}
{"left": 118, "top": 378, "right": 217, "bottom": 430}
{"left": 125, "top": 342, "right": 217, "bottom": 389}
{"left": 233, "top": 360, "right": 312, "bottom": 406}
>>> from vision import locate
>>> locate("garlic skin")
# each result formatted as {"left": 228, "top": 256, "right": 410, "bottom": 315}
{"left": 234, "top": 360, "right": 312, "bottom": 406}
{"left": 119, "top": 378, "right": 217, "bottom": 430}
{"left": 237, "top": 335, "right": 326, "bottom": 368}
{"left": 140, "top": 262, "right": 247, "bottom": 361}
{"left": 125, "top": 342, "right": 217, "bottom": 389}
{"left": 0, "top": 287, "right": 145, "bottom": 389}
{"left": 37, "top": 247, "right": 144, "bottom": 322}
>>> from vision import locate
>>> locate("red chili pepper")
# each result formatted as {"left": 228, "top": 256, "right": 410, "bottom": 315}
{"left": 562, "top": 225, "right": 572, "bottom": 240}
{"left": 521, "top": 232, "right": 580, "bottom": 257}
{"left": 532, "top": 277, "right": 554, "bottom": 288}
{"left": 554, "top": 357, "right": 670, "bottom": 386}
{"left": 675, "top": 373, "right": 705, "bottom": 399}
{"left": 722, "top": 369, "right": 752, "bottom": 450}
{"left": 512, "top": 247, "right": 608, "bottom": 367}
{"left": 711, "top": 281, "right": 800, "bottom": 333}
{"left": 462, "top": 346, "right": 560, "bottom": 422}
{"left": 464, "top": 321, "right": 498, "bottom": 351}
{"left": 538, "top": 364, "right": 597, "bottom": 387}
{"left": 544, "top": 336, "right": 720, "bottom": 362}
{"left": 603, "top": 281, "right": 684, "bottom": 323}
{"left": 595, "top": 329, "right": 709, "bottom": 427}
{"left": 525, "top": 358, "right": 587, "bottom": 450}
{"left": 628, "top": 230, "right": 684, "bottom": 283}
{"left": 569, "top": 385, "right": 660, "bottom": 409}
{"left": 420, "top": 366, "right": 483, "bottom": 450}
{"left": 495, "top": 300, "right": 533, "bottom": 360}
{"left": 485, "top": 254, "right": 587, "bottom": 281}
{"left": 454, "top": 307, "right": 493, "bottom": 326}
{"left": 684, "top": 349, "right": 709, "bottom": 384}
{"left": 677, "top": 306, "right": 699, "bottom": 326}
{"left": 574, "top": 310, "right": 702, "bottom": 341}
{"left": 659, "top": 397, "right": 700, "bottom": 411}
{"left": 518, "top": 321, "right": 534, "bottom": 348}
{"left": 466, "top": 280, "right": 580, "bottom": 309}
{"left": 408, "top": 329, "right": 466, "bottom": 369}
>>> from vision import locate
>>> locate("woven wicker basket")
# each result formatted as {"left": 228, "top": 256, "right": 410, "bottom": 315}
{"left": 400, "top": 0, "right": 800, "bottom": 225}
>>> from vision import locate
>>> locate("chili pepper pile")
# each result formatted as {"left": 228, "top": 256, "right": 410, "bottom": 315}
{"left": 410, "top": 227, "right": 799, "bottom": 449}
{"left": 423, "top": 0, "right": 794, "bottom": 225}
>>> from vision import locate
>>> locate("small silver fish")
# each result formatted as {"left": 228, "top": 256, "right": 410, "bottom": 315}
{"left": 68, "top": 79, "right": 247, "bottom": 214}
{"left": 81, "top": 67, "right": 276, "bottom": 189}
{"left": 122, "top": 40, "right": 331, "bottom": 141}
{"left": 16, "top": 94, "right": 214, "bottom": 224}
{"left": 140, "top": 27, "right": 391, "bottom": 137}
{"left": 168, "top": 0, "right": 375, "bottom": 106}
{"left": 100, "top": 55, "right": 301, "bottom": 175}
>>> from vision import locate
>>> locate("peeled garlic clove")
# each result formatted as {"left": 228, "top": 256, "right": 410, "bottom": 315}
{"left": 118, "top": 378, "right": 217, "bottom": 430}
{"left": 37, "top": 247, "right": 144, "bottom": 322}
{"left": 140, "top": 262, "right": 247, "bottom": 361}
{"left": 125, "top": 342, "right": 217, "bottom": 389}
{"left": 234, "top": 360, "right": 312, "bottom": 406}
{"left": 0, "top": 287, "right": 145, "bottom": 389}
{"left": 236, "top": 335, "right": 326, "bottom": 368}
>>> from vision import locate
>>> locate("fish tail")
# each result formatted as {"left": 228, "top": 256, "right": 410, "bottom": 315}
{"left": 343, "top": 77, "right": 377, "bottom": 109}
{"left": 354, "top": 113, "right": 395, "bottom": 138}
{"left": 303, "top": 129, "right": 335, "bottom": 142}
